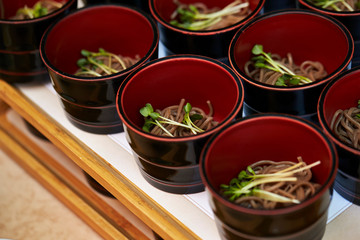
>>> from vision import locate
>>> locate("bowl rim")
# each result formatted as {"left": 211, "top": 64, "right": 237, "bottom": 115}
{"left": 116, "top": 54, "right": 244, "bottom": 143}
{"left": 298, "top": 0, "right": 360, "bottom": 16}
{"left": 318, "top": 65, "right": 360, "bottom": 156}
{"left": 39, "top": 4, "right": 159, "bottom": 82}
{"left": 0, "top": 0, "right": 77, "bottom": 23}
{"left": 228, "top": 9, "right": 354, "bottom": 92}
{"left": 200, "top": 113, "right": 338, "bottom": 215}
{"left": 149, "top": 0, "right": 265, "bottom": 36}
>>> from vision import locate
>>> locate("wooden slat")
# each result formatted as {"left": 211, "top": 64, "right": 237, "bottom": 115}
{"left": 0, "top": 80, "right": 199, "bottom": 239}
{"left": 0, "top": 104, "right": 150, "bottom": 240}
{"left": 0, "top": 123, "right": 127, "bottom": 240}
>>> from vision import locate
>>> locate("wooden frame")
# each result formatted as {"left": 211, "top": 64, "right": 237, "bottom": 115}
{"left": 0, "top": 79, "right": 200, "bottom": 240}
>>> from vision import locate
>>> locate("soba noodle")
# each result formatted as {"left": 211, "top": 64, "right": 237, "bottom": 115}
{"left": 244, "top": 52, "right": 327, "bottom": 86}
{"left": 146, "top": 98, "right": 218, "bottom": 137}
{"left": 170, "top": 0, "right": 251, "bottom": 31}
{"left": 330, "top": 102, "right": 360, "bottom": 150}
{"left": 221, "top": 157, "right": 321, "bottom": 210}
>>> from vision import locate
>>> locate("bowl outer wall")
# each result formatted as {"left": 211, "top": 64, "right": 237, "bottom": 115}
{"left": 200, "top": 114, "right": 338, "bottom": 236}
{"left": 228, "top": 9, "right": 353, "bottom": 115}
{"left": 0, "top": 0, "right": 77, "bottom": 82}
{"left": 116, "top": 55, "right": 244, "bottom": 167}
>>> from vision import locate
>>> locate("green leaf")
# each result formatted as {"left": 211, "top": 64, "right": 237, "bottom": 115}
{"left": 251, "top": 55, "right": 265, "bottom": 63}
{"left": 81, "top": 49, "right": 92, "bottom": 57}
{"left": 149, "top": 112, "right": 160, "bottom": 120}
{"left": 190, "top": 114, "right": 203, "bottom": 121}
{"left": 142, "top": 119, "right": 153, "bottom": 132}
{"left": 240, "top": 181, "right": 249, "bottom": 187}
{"left": 184, "top": 102, "right": 192, "bottom": 113}
{"left": 238, "top": 170, "right": 248, "bottom": 180}
{"left": 140, "top": 103, "right": 153, "bottom": 117}
{"left": 289, "top": 77, "right": 300, "bottom": 86}
{"left": 247, "top": 166, "right": 255, "bottom": 175}
{"left": 77, "top": 58, "right": 88, "bottom": 67}
{"left": 275, "top": 78, "right": 286, "bottom": 86}
{"left": 229, "top": 178, "right": 239, "bottom": 186}
{"left": 252, "top": 44, "right": 263, "bottom": 55}
{"left": 38, "top": 8, "right": 48, "bottom": 17}
{"left": 99, "top": 48, "right": 106, "bottom": 54}
{"left": 189, "top": 4, "right": 198, "bottom": 13}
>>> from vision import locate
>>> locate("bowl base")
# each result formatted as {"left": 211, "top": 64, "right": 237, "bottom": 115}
{"left": 160, "top": 41, "right": 230, "bottom": 66}
{"left": 214, "top": 210, "right": 327, "bottom": 240}
{"left": 334, "top": 169, "right": 360, "bottom": 206}
{"left": 243, "top": 102, "right": 319, "bottom": 126}
{"left": 83, "top": 171, "right": 115, "bottom": 198}
{"left": 0, "top": 72, "right": 50, "bottom": 84}
{"left": 24, "top": 119, "right": 49, "bottom": 141}
{"left": 138, "top": 168, "right": 204, "bottom": 194}
{"left": 65, "top": 113, "right": 124, "bottom": 134}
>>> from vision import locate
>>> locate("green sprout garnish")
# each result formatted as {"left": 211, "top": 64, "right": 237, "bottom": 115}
{"left": 140, "top": 103, "right": 204, "bottom": 137}
{"left": 14, "top": 1, "right": 63, "bottom": 19}
{"left": 170, "top": 0, "right": 249, "bottom": 31}
{"left": 355, "top": 99, "right": 360, "bottom": 118}
{"left": 75, "top": 48, "right": 127, "bottom": 77}
{"left": 251, "top": 44, "right": 313, "bottom": 87}
{"left": 307, "top": 0, "right": 357, "bottom": 11}
{"left": 220, "top": 160, "right": 321, "bottom": 204}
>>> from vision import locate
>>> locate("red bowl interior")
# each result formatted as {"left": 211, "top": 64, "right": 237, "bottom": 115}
{"left": 319, "top": 68, "right": 360, "bottom": 154}
{"left": 42, "top": 5, "right": 157, "bottom": 76}
{"left": 150, "top": 0, "right": 264, "bottom": 32}
{"left": 230, "top": 10, "right": 353, "bottom": 87}
{"left": 1, "top": 0, "right": 70, "bottom": 20}
{"left": 201, "top": 115, "right": 337, "bottom": 211}
{"left": 118, "top": 56, "right": 243, "bottom": 137}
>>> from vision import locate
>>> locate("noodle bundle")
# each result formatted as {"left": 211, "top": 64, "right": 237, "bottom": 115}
{"left": 75, "top": 51, "right": 140, "bottom": 77}
{"left": 221, "top": 157, "right": 321, "bottom": 210}
{"left": 145, "top": 98, "right": 218, "bottom": 137}
{"left": 330, "top": 102, "right": 360, "bottom": 150}
{"left": 10, "top": 0, "right": 64, "bottom": 20}
{"left": 244, "top": 52, "right": 327, "bottom": 86}
{"left": 307, "top": 0, "right": 360, "bottom": 12}
{"left": 170, "top": 0, "right": 251, "bottom": 31}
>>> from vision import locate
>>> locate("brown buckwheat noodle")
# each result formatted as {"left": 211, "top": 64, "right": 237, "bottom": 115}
{"left": 330, "top": 106, "right": 360, "bottom": 150}
{"left": 244, "top": 53, "right": 327, "bottom": 86}
{"left": 150, "top": 98, "right": 218, "bottom": 137}
{"left": 232, "top": 157, "right": 321, "bottom": 210}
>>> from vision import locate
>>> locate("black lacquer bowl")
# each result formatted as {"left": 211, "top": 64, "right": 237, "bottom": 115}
{"left": 229, "top": 9, "right": 353, "bottom": 124}
{"left": 149, "top": 0, "right": 265, "bottom": 64}
{"left": 116, "top": 55, "right": 244, "bottom": 194}
{"left": 40, "top": 4, "right": 159, "bottom": 134}
{"left": 200, "top": 114, "right": 338, "bottom": 239}
{"left": 263, "top": 0, "right": 297, "bottom": 13}
{"left": 84, "top": 0, "right": 150, "bottom": 13}
{"left": 298, "top": 0, "right": 360, "bottom": 66}
{"left": 318, "top": 66, "right": 360, "bottom": 205}
{"left": 0, "top": 0, "right": 77, "bottom": 83}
